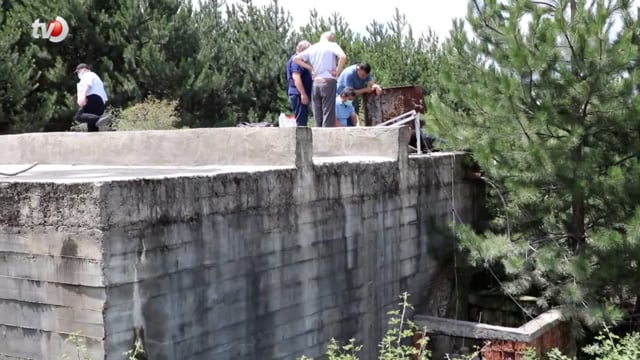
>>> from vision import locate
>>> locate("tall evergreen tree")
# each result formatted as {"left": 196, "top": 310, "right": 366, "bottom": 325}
{"left": 431, "top": 0, "right": 640, "bottom": 329}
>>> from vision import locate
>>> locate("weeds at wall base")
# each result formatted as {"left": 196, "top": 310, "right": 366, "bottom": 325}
{"left": 60, "top": 293, "right": 640, "bottom": 360}
{"left": 60, "top": 331, "right": 146, "bottom": 360}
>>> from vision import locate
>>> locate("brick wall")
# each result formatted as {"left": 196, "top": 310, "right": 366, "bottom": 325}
{"left": 481, "top": 322, "right": 573, "bottom": 360}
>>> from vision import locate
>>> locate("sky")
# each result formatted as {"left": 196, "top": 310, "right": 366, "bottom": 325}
{"left": 214, "top": 0, "right": 469, "bottom": 42}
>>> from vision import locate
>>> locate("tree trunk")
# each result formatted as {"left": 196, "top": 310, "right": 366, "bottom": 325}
{"left": 570, "top": 142, "right": 586, "bottom": 254}
{"left": 569, "top": 0, "right": 585, "bottom": 255}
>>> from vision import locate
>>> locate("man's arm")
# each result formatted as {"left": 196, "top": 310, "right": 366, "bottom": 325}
{"left": 354, "top": 86, "right": 372, "bottom": 96}
{"left": 355, "top": 80, "right": 381, "bottom": 96}
{"left": 350, "top": 111, "right": 359, "bottom": 126}
{"left": 368, "top": 80, "right": 383, "bottom": 95}
{"left": 333, "top": 44, "right": 347, "bottom": 76}
{"left": 291, "top": 72, "right": 308, "bottom": 104}
{"left": 77, "top": 82, "right": 89, "bottom": 107}
{"left": 344, "top": 75, "right": 368, "bottom": 95}
{"left": 293, "top": 52, "right": 313, "bottom": 72}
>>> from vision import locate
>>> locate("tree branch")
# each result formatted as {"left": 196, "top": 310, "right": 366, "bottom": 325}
{"left": 473, "top": 0, "right": 504, "bottom": 36}
{"left": 531, "top": 1, "right": 557, "bottom": 9}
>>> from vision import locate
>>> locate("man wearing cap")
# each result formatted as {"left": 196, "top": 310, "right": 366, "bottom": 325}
{"left": 335, "top": 87, "right": 359, "bottom": 127}
{"left": 74, "top": 63, "right": 109, "bottom": 132}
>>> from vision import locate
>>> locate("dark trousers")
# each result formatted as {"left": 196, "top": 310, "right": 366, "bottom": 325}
{"left": 75, "top": 94, "right": 105, "bottom": 132}
{"left": 311, "top": 79, "right": 337, "bottom": 127}
{"left": 353, "top": 96, "right": 361, "bottom": 115}
{"left": 288, "top": 94, "right": 309, "bottom": 127}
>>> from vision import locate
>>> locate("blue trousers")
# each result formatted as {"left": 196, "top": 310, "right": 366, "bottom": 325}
{"left": 288, "top": 94, "right": 309, "bottom": 127}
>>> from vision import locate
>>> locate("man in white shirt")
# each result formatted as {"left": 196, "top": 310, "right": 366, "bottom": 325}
{"left": 74, "top": 63, "right": 109, "bottom": 132}
{"left": 294, "top": 31, "right": 347, "bottom": 127}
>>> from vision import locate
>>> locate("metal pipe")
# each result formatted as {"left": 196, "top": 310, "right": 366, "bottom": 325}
{"left": 376, "top": 110, "right": 417, "bottom": 127}
{"left": 415, "top": 113, "right": 422, "bottom": 154}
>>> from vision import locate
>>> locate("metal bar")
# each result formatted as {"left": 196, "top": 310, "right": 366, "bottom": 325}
{"left": 376, "top": 110, "right": 417, "bottom": 127}
{"left": 380, "top": 110, "right": 416, "bottom": 126}
{"left": 415, "top": 113, "right": 422, "bottom": 154}
{"left": 383, "top": 117, "right": 415, "bottom": 127}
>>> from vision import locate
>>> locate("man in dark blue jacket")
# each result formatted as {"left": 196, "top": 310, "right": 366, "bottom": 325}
{"left": 286, "top": 40, "right": 313, "bottom": 126}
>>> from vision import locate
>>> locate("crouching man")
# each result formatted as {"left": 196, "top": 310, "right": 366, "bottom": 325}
{"left": 74, "top": 63, "right": 109, "bottom": 132}
{"left": 335, "top": 87, "right": 359, "bottom": 127}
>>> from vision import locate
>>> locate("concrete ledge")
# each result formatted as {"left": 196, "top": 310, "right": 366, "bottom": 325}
{"left": 414, "top": 308, "right": 564, "bottom": 342}
{"left": 311, "top": 127, "right": 407, "bottom": 160}
{"left": 0, "top": 128, "right": 302, "bottom": 167}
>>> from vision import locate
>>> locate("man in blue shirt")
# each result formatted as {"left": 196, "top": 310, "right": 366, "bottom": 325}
{"left": 336, "top": 62, "right": 382, "bottom": 114}
{"left": 335, "top": 87, "right": 358, "bottom": 127}
{"left": 286, "top": 40, "right": 313, "bottom": 126}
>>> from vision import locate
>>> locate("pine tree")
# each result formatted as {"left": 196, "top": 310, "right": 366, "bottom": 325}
{"left": 0, "top": 0, "right": 73, "bottom": 133}
{"left": 431, "top": 0, "right": 640, "bottom": 329}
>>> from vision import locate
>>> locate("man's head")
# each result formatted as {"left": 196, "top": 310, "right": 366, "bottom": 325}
{"left": 356, "top": 63, "right": 371, "bottom": 80}
{"left": 296, "top": 40, "right": 311, "bottom": 54}
{"left": 320, "top": 31, "right": 335, "bottom": 42}
{"left": 340, "top": 87, "right": 356, "bottom": 104}
{"left": 75, "top": 63, "right": 90, "bottom": 77}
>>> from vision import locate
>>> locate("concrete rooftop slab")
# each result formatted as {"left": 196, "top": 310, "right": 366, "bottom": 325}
{"left": 0, "top": 164, "right": 294, "bottom": 184}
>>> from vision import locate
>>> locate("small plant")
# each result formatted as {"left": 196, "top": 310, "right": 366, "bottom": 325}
{"left": 123, "top": 337, "right": 146, "bottom": 360}
{"left": 379, "top": 292, "right": 431, "bottom": 360}
{"left": 299, "top": 338, "right": 362, "bottom": 360}
{"left": 61, "top": 330, "right": 146, "bottom": 360}
{"left": 112, "top": 97, "right": 180, "bottom": 131}
{"left": 60, "top": 331, "right": 93, "bottom": 360}
{"left": 299, "top": 292, "right": 430, "bottom": 360}
{"left": 581, "top": 326, "right": 640, "bottom": 360}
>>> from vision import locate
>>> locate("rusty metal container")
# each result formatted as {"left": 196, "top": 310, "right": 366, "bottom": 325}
{"left": 362, "top": 85, "right": 425, "bottom": 126}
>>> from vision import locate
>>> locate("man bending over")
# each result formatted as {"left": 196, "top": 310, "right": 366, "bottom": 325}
{"left": 336, "top": 62, "right": 382, "bottom": 114}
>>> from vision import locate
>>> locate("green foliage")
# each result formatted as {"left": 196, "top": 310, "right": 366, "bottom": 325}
{"left": 61, "top": 331, "right": 92, "bottom": 360}
{"left": 582, "top": 327, "right": 640, "bottom": 360}
{"left": 122, "top": 337, "right": 145, "bottom": 360}
{"left": 299, "top": 338, "right": 363, "bottom": 360}
{"left": 431, "top": 0, "right": 640, "bottom": 329}
{"left": 112, "top": 97, "right": 180, "bottom": 131}
{"left": 299, "top": 293, "right": 430, "bottom": 360}
{"left": 378, "top": 293, "right": 431, "bottom": 360}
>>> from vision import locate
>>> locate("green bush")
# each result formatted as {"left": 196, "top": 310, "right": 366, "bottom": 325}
{"left": 112, "top": 97, "right": 180, "bottom": 131}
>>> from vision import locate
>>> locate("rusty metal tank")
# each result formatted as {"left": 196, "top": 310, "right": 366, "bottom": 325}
{"left": 362, "top": 85, "right": 426, "bottom": 126}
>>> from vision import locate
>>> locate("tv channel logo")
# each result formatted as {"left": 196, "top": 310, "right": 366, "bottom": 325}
{"left": 32, "top": 16, "right": 69, "bottom": 43}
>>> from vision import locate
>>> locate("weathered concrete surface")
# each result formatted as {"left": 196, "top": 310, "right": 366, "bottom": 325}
{"left": 0, "top": 127, "right": 483, "bottom": 360}
{"left": 0, "top": 127, "right": 301, "bottom": 167}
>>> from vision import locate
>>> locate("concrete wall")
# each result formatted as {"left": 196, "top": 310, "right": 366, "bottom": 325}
{"left": 0, "top": 127, "right": 483, "bottom": 360}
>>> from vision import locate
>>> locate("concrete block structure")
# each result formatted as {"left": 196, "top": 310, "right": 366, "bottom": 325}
{"left": 0, "top": 127, "right": 484, "bottom": 360}
{"left": 415, "top": 308, "right": 576, "bottom": 359}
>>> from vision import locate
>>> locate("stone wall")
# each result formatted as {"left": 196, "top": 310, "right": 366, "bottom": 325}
{"left": 0, "top": 127, "right": 483, "bottom": 360}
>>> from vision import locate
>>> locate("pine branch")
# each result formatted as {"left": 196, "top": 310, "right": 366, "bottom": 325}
{"left": 472, "top": 0, "right": 504, "bottom": 36}
{"left": 531, "top": 1, "right": 557, "bottom": 8}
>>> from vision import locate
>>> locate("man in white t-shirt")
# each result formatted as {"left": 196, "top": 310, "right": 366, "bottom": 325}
{"left": 294, "top": 31, "right": 347, "bottom": 127}
{"left": 74, "top": 63, "right": 109, "bottom": 132}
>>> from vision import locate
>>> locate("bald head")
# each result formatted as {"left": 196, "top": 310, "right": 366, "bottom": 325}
{"left": 320, "top": 31, "right": 334, "bottom": 42}
{"left": 296, "top": 40, "right": 311, "bottom": 54}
